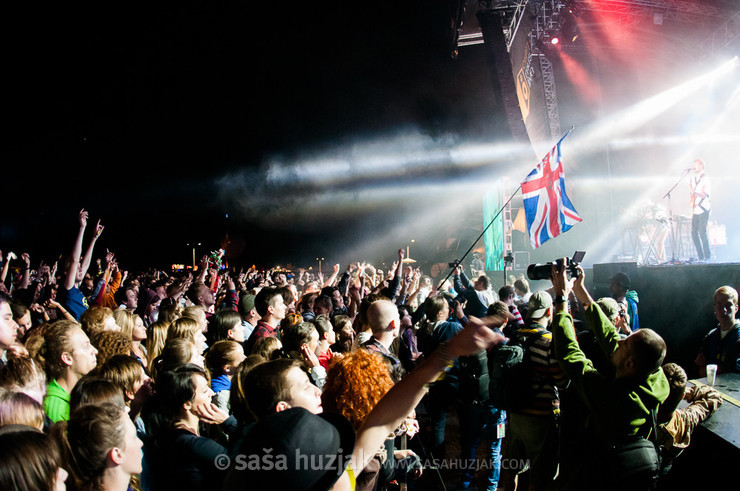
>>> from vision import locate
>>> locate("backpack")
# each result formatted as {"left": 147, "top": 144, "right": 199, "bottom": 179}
{"left": 456, "top": 349, "right": 490, "bottom": 404}
{"left": 607, "top": 408, "right": 661, "bottom": 489}
{"left": 487, "top": 331, "right": 544, "bottom": 411}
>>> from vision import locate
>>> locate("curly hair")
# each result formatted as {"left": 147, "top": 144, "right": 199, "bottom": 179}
{"left": 321, "top": 349, "right": 394, "bottom": 430}
{"left": 90, "top": 330, "right": 132, "bottom": 371}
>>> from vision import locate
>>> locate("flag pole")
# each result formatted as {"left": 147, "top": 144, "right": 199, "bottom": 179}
{"left": 436, "top": 185, "right": 522, "bottom": 291}
{"left": 435, "top": 126, "right": 576, "bottom": 292}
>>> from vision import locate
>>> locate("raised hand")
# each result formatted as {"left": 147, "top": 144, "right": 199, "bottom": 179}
{"left": 94, "top": 219, "right": 104, "bottom": 239}
{"left": 300, "top": 343, "right": 320, "bottom": 368}
{"left": 448, "top": 319, "right": 505, "bottom": 358}
{"left": 79, "top": 209, "right": 89, "bottom": 228}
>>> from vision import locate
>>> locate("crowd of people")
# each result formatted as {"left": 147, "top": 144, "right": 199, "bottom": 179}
{"left": 0, "top": 208, "right": 737, "bottom": 491}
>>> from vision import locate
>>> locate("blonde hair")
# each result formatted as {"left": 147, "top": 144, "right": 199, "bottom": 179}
{"left": 181, "top": 305, "right": 207, "bottom": 331}
{"left": 157, "top": 302, "right": 182, "bottom": 324}
{"left": 146, "top": 320, "right": 170, "bottom": 367}
{"left": 715, "top": 285, "right": 739, "bottom": 304}
{"left": 0, "top": 389, "right": 45, "bottom": 430}
{"left": 112, "top": 308, "right": 137, "bottom": 340}
{"left": 166, "top": 316, "right": 201, "bottom": 344}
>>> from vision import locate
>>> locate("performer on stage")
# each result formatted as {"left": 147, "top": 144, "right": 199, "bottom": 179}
{"left": 689, "top": 158, "right": 711, "bottom": 262}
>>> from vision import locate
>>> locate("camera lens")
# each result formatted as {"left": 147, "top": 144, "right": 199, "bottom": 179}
{"left": 526, "top": 263, "right": 552, "bottom": 281}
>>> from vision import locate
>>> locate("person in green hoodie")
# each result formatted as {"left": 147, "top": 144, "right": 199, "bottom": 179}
{"left": 39, "top": 320, "right": 98, "bottom": 422}
{"left": 549, "top": 261, "right": 669, "bottom": 491}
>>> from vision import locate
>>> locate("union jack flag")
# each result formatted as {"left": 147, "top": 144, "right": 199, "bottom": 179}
{"left": 521, "top": 134, "right": 582, "bottom": 248}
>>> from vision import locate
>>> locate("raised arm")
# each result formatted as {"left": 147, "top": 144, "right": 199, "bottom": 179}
{"left": 79, "top": 219, "right": 103, "bottom": 280}
{"left": 452, "top": 264, "right": 470, "bottom": 295}
{"left": 196, "top": 255, "right": 209, "bottom": 285}
{"left": 352, "top": 316, "right": 506, "bottom": 471}
{"left": 323, "top": 263, "right": 341, "bottom": 288}
{"left": 0, "top": 251, "right": 13, "bottom": 285}
{"left": 19, "top": 253, "right": 31, "bottom": 290}
{"left": 63, "top": 209, "right": 89, "bottom": 290}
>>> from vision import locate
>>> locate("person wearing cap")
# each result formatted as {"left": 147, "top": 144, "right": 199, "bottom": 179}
{"left": 238, "top": 293, "right": 259, "bottom": 341}
{"left": 499, "top": 290, "right": 570, "bottom": 491}
{"left": 609, "top": 272, "right": 639, "bottom": 333}
{"left": 550, "top": 261, "right": 669, "bottom": 490}
{"left": 223, "top": 310, "right": 508, "bottom": 491}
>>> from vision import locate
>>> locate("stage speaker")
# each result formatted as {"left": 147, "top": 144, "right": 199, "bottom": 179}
{"left": 592, "top": 262, "right": 638, "bottom": 299}
{"left": 514, "top": 251, "right": 530, "bottom": 270}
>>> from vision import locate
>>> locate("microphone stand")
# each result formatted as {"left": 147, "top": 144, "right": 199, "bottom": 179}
{"left": 662, "top": 169, "right": 691, "bottom": 264}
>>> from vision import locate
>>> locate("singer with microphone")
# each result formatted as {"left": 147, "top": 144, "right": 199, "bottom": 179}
{"left": 689, "top": 158, "right": 711, "bottom": 262}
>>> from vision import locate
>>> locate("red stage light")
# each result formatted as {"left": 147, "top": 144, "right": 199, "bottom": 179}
{"left": 550, "top": 37, "right": 560, "bottom": 45}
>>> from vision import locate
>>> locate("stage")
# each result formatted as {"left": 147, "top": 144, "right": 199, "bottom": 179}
{"left": 498, "top": 260, "right": 740, "bottom": 376}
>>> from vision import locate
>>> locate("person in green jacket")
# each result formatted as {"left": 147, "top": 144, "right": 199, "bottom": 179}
{"left": 549, "top": 261, "right": 669, "bottom": 490}
{"left": 40, "top": 320, "right": 98, "bottom": 422}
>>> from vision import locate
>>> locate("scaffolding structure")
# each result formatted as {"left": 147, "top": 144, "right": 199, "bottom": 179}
{"left": 450, "top": 0, "right": 739, "bottom": 134}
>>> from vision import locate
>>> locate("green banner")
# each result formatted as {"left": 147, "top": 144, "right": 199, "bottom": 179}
{"left": 483, "top": 181, "right": 504, "bottom": 271}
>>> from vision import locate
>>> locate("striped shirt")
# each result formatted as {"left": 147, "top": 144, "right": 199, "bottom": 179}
{"left": 515, "top": 326, "right": 569, "bottom": 416}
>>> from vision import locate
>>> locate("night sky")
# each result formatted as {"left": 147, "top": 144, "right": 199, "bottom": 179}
{"left": 3, "top": 1, "right": 738, "bottom": 272}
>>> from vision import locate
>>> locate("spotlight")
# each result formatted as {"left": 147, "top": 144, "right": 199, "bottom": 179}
{"left": 565, "top": 0, "right": 582, "bottom": 17}
{"left": 551, "top": 37, "right": 560, "bottom": 45}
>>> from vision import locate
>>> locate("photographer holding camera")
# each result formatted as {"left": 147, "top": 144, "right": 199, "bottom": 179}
{"left": 549, "top": 259, "right": 669, "bottom": 491}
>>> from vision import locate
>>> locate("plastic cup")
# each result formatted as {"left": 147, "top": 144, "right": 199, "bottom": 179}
{"left": 706, "top": 364, "right": 718, "bottom": 386}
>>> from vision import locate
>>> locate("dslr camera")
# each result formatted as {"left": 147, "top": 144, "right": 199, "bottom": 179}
{"left": 527, "top": 251, "right": 586, "bottom": 281}
{"left": 448, "top": 259, "right": 460, "bottom": 268}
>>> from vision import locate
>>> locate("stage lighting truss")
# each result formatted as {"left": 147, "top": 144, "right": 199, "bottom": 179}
{"left": 530, "top": 0, "right": 579, "bottom": 54}
{"left": 450, "top": 1, "right": 737, "bottom": 58}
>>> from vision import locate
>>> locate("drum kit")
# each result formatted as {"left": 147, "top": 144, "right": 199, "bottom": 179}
{"left": 626, "top": 199, "right": 725, "bottom": 265}
{"left": 625, "top": 200, "right": 694, "bottom": 266}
